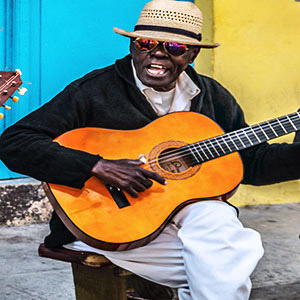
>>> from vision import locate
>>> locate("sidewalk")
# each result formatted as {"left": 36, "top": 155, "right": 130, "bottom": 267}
{"left": 241, "top": 203, "right": 300, "bottom": 299}
{"left": 1, "top": 203, "right": 300, "bottom": 300}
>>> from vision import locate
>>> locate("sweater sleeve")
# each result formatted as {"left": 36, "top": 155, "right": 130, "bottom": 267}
{"left": 206, "top": 77, "right": 300, "bottom": 186}
{"left": 0, "top": 83, "right": 101, "bottom": 188}
{"left": 240, "top": 141, "right": 300, "bottom": 185}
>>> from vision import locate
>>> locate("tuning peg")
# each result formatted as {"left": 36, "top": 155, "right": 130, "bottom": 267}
{"left": 11, "top": 96, "right": 19, "bottom": 103}
{"left": 18, "top": 87, "right": 27, "bottom": 95}
{"left": 2, "top": 105, "right": 11, "bottom": 110}
{"left": 0, "top": 113, "right": 4, "bottom": 120}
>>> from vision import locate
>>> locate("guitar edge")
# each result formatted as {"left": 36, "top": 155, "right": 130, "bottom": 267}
{"left": 43, "top": 181, "right": 240, "bottom": 251}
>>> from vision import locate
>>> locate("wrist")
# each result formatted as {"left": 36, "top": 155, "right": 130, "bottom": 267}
{"left": 91, "top": 157, "right": 104, "bottom": 176}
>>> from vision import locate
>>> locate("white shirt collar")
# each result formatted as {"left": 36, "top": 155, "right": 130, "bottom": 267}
{"left": 131, "top": 60, "right": 200, "bottom": 116}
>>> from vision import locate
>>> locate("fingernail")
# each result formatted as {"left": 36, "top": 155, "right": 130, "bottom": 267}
{"left": 164, "top": 181, "right": 167, "bottom": 185}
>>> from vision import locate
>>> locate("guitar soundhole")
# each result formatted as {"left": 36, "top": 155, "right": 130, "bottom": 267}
{"left": 158, "top": 148, "right": 193, "bottom": 173}
{"left": 148, "top": 140, "right": 201, "bottom": 180}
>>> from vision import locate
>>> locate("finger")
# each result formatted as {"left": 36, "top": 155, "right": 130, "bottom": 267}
{"left": 132, "top": 181, "right": 147, "bottom": 193}
{"left": 139, "top": 178, "right": 153, "bottom": 189}
{"left": 141, "top": 169, "right": 166, "bottom": 185}
{"left": 125, "top": 186, "right": 139, "bottom": 198}
{"left": 131, "top": 170, "right": 153, "bottom": 189}
{"left": 127, "top": 159, "right": 144, "bottom": 166}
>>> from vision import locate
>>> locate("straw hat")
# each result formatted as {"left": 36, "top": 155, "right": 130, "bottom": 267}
{"left": 113, "top": 0, "right": 219, "bottom": 48}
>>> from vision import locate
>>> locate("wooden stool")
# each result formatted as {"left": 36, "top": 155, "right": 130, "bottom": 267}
{"left": 39, "top": 243, "right": 133, "bottom": 300}
{"left": 38, "top": 243, "right": 175, "bottom": 300}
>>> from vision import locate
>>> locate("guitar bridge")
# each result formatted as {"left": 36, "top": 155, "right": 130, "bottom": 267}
{"left": 105, "top": 185, "right": 130, "bottom": 208}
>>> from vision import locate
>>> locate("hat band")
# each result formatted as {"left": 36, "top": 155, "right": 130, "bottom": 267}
{"left": 134, "top": 25, "right": 202, "bottom": 42}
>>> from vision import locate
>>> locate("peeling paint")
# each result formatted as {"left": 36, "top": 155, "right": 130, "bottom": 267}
{"left": 0, "top": 180, "right": 53, "bottom": 226}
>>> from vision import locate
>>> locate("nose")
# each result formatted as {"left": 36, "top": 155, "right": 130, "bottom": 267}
{"left": 150, "top": 42, "right": 168, "bottom": 58}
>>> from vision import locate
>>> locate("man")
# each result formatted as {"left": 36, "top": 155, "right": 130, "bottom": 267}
{"left": 1, "top": 1, "right": 300, "bottom": 299}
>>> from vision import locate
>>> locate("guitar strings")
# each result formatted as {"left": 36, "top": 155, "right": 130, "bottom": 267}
{"left": 142, "top": 112, "right": 300, "bottom": 170}
{"left": 149, "top": 113, "right": 299, "bottom": 165}
{"left": 0, "top": 73, "right": 20, "bottom": 94}
{"left": 157, "top": 113, "right": 300, "bottom": 165}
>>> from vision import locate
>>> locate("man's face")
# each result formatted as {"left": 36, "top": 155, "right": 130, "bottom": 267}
{"left": 131, "top": 39, "right": 200, "bottom": 92}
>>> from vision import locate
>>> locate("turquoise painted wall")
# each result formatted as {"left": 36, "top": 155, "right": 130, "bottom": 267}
{"left": 0, "top": 0, "right": 155, "bottom": 179}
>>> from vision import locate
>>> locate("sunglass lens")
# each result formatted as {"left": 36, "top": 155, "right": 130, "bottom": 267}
{"left": 135, "top": 38, "right": 158, "bottom": 52}
{"left": 165, "top": 42, "right": 187, "bottom": 56}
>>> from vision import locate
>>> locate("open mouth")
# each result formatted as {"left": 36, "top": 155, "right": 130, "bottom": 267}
{"left": 146, "top": 64, "right": 168, "bottom": 77}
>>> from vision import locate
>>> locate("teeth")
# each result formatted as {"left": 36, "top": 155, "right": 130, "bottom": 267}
{"left": 148, "top": 68, "right": 165, "bottom": 75}
{"left": 150, "top": 64, "right": 165, "bottom": 69}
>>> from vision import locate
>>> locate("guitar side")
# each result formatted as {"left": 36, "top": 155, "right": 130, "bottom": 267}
{"left": 45, "top": 112, "right": 243, "bottom": 250}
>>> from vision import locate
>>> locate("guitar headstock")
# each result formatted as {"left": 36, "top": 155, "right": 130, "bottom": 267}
{"left": 0, "top": 69, "right": 27, "bottom": 120}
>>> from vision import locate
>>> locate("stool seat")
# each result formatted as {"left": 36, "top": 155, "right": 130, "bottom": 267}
{"left": 38, "top": 243, "right": 112, "bottom": 268}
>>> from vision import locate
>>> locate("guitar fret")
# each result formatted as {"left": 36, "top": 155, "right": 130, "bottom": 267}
{"left": 257, "top": 124, "right": 270, "bottom": 140}
{"left": 198, "top": 141, "right": 209, "bottom": 161}
{"left": 203, "top": 141, "right": 215, "bottom": 159}
{"left": 194, "top": 143, "right": 210, "bottom": 161}
{"left": 241, "top": 128, "right": 254, "bottom": 146}
{"left": 286, "top": 115, "right": 297, "bottom": 131}
{"left": 252, "top": 125, "right": 267, "bottom": 142}
{"left": 213, "top": 137, "right": 226, "bottom": 154}
{"left": 234, "top": 132, "right": 246, "bottom": 148}
{"left": 231, "top": 135, "right": 244, "bottom": 150}
{"left": 259, "top": 122, "right": 277, "bottom": 139}
{"left": 268, "top": 118, "right": 287, "bottom": 136}
{"left": 198, "top": 143, "right": 210, "bottom": 160}
{"left": 220, "top": 136, "right": 233, "bottom": 152}
{"left": 223, "top": 135, "right": 239, "bottom": 151}
{"left": 292, "top": 113, "right": 300, "bottom": 129}
{"left": 289, "top": 114, "right": 300, "bottom": 128}
{"left": 236, "top": 130, "right": 252, "bottom": 148}
{"left": 276, "top": 118, "right": 288, "bottom": 134}
{"left": 188, "top": 144, "right": 201, "bottom": 164}
{"left": 292, "top": 113, "right": 300, "bottom": 128}
{"left": 227, "top": 134, "right": 239, "bottom": 150}
{"left": 208, "top": 139, "right": 221, "bottom": 157}
{"left": 267, "top": 121, "right": 278, "bottom": 137}
{"left": 249, "top": 126, "right": 262, "bottom": 143}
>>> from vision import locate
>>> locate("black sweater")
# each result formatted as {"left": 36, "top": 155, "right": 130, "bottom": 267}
{"left": 1, "top": 55, "right": 300, "bottom": 247}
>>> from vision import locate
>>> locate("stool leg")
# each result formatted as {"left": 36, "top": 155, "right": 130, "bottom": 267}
{"left": 72, "top": 263, "right": 127, "bottom": 300}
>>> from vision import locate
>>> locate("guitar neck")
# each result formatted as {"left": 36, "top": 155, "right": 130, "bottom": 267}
{"left": 188, "top": 111, "right": 300, "bottom": 164}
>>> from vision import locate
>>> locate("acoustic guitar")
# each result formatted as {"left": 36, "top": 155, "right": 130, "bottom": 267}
{"left": 0, "top": 69, "right": 27, "bottom": 120}
{"left": 44, "top": 111, "right": 300, "bottom": 251}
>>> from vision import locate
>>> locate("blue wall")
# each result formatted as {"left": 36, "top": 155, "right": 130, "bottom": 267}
{"left": 0, "top": 0, "right": 193, "bottom": 180}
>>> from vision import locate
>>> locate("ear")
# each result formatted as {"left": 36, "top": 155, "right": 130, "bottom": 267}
{"left": 189, "top": 47, "right": 201, "bottom": 63}
{"left": 130, "top": 38, "right": 138, "bottom": 54}
{"left": 129, "top": 39, "right": 134, "bottom": 54}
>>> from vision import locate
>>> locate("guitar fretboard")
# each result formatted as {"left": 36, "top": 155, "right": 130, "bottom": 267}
{"left": 185, "top": 111, "right": 300, "bottom": 164}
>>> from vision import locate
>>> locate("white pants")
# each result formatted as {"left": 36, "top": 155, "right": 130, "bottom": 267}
{"left": 65, "top": 201, "right": 264, "bottom": 300}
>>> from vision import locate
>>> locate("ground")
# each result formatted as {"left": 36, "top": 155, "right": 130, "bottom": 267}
{"left": 1, "top": 203, "right": 300, "bottom": 299}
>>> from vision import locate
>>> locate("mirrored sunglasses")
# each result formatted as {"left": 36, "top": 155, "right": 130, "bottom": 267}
{"left": 134, "top": 37, "right": 189, "bottom": 56}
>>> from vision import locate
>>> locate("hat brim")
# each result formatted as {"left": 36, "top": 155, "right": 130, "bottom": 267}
{"left": 113, "top": 27, "right": 220, "bottom": 48}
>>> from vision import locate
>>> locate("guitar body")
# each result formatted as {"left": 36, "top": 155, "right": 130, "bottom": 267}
{"left": 45, "top": 112, "right": 243, "bottom": 251}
